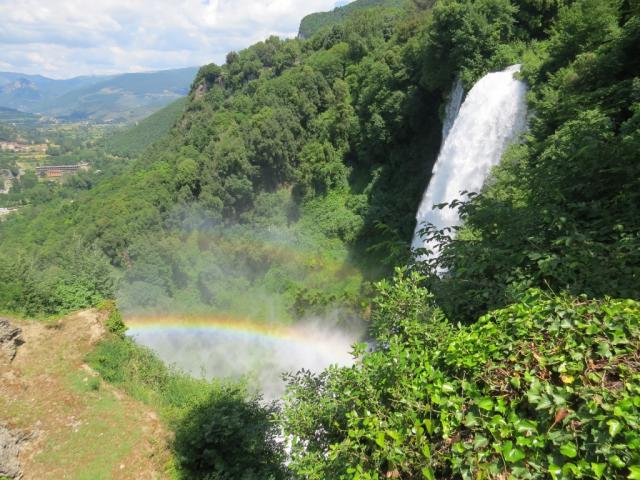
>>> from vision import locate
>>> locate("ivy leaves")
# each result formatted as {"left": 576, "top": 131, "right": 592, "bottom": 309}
{"left": 282, "top": 272, "right": 640, "bottom": 479}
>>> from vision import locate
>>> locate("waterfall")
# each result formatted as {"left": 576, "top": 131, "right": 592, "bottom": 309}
{"left": 412, "top": 64, "right": 528, "bottom": 256}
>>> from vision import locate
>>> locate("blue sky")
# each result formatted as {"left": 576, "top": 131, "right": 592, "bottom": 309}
{"left": 0, "top": 0, "right": 350, "bottom": 79}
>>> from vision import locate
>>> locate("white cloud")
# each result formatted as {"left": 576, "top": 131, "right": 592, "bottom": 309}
{"left": 0, "top": 0, "right": 346, "bottom": 78}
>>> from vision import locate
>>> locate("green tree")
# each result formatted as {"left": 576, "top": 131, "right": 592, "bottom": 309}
{"left": 174, "top": 386, "right": 286, "bottom": 480}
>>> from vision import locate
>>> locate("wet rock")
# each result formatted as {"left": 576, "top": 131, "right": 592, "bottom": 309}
{"left": 0, "top": 319, "right": 23, "bottom": 363}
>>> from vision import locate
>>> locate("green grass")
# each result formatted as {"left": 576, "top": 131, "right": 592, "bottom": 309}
{"left": 86, "top": 335, "right": 218, "bottom": 424}
{"left": 34, "top": 393, "right": 140, "bottom": 480}
{"left": 67, "top": 370, "right": 101, "bottom": 393}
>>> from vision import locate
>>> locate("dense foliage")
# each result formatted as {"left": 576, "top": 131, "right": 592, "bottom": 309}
{"left": 298, "top": 0, "right": 410, "bottom": 38}
{"left": 100, "top": 98, "right": 188, "bottom": 157}
{"left": 283, "top": 271, "right": 640, "bottom": 479}
{"left": 1, "top": 0, "right": 639, "bottom": 477}
{"left": 174, "top": 386, "right": 285, "bottom": 480}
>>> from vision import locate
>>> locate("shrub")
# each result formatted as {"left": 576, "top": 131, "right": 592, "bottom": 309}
{"left": 174, "top": 385, "right": 286, "bottom": 480}
{"left": 87, "top": 336, "right": 287, "bottom": 478}
{"left": 98, "top": 299, "right": 127, "bottom": 337}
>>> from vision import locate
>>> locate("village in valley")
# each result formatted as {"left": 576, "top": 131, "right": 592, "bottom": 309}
{"left": 0, "top": 137, "right": 90, "bottom": 195}
{"left": 0, "top": 119, "right": 122, "bottom": 213}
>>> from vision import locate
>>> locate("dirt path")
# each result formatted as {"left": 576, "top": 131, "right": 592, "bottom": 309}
{"left": 0, "top": 310, "right": 171, "bottom": 479}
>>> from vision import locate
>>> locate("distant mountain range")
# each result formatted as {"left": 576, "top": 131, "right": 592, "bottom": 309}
{"left": 0, "top": 67, "right": 198, "bottom": 124}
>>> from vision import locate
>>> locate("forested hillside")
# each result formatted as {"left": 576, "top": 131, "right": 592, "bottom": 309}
{"left": 0, "top": 0, "right": 639, "bottom": 477}
{"left": 100, "top": 98, "right": 188, "bottom": 157}
{"left": 282, "top": 1, "right": 640, "bottom": 478}
{"left": 0, "top": 3, "right": 446, "bottom": 318}
{"left": 298, "top": 0, "right": 411, "bottom": 37}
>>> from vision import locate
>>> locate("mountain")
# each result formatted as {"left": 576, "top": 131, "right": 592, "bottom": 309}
{"left": 0, "top": 72, "right": 111, "bottom": 112}
{"left": 298, "top": 0, "right": 410, "bottom": 38}
{"left": 0, "top": 67, "right": 198, "bottom": 123}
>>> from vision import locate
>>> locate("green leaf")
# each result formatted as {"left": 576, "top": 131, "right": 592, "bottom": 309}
{"left": 423, "top": 419, "right": 433, "bottom": 435}
{"left": 591, "top": 463, "right": 606, "bottom": 478}
{"left": 549, "top": 464, "right": 562, "bottom": 480}
{"left": 628, "top": 466, "right": 640, "bottom": 480}
{"left": 560, "top": 442, "right": 578, "bottom": 458}
{"left": 421, "top": 467, "right": 435, "bottom": 480}
{"left": 502, "top": 441, "right": 525, "bottom": 463}
{"left": 608, "top": 419, "right": 622, "bottom": 437}
{"left": 422, "top": 444, "right": 431, "bottom": 459}
{"left": 609, "top": 455, "right": 625, "bottom": 469}
{"left": 441, "top": 383, "right": 455, "bottom": 393}
{"left": 505, "top": 448, "right": 525, "bottom": 463}
{"left": 474, "top": 435, "right": 489, "bottom": 449}
{"left": 386, "top": 429, "right": 400, "bottom": 441}
{"left": 477, "top": 397, "right": 494, "bottom": 411}
{"left": 375, "top": 432, "right": 385, "bottom": 448}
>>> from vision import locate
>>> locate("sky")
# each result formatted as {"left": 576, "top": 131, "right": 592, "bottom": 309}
{"left": 0, "top": 0, "right": 350, "bottom": 79}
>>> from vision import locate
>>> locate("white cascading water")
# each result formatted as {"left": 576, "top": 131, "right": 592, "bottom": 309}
{"left": 412, "top": 64, "right": 528, "bottom": 255}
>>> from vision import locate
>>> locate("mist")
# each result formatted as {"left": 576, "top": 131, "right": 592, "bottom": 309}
{"left": 117, "top": 197, "right": 366, "bottom": 399}
{"left": 127, "top": 317, "right": 361, "bottom": 400}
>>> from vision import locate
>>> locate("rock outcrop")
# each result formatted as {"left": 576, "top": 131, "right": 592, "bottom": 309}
{"left": 0, "top": 318, "right": 23, "bottom": 363}
{"left": 0, "top": 424, "right": 29, "bottom": 479}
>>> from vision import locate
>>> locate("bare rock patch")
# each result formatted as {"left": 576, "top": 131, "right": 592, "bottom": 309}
{"left": 0, "top": 319, "right": 23, "bottom": 364}
{"left": 0, "top": 424, "right": 31, "bottom": 479}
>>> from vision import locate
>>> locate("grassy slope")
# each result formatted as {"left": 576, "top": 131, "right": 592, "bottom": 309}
{"left": 0, "top": 311, "right": 172, "bottom": 479}
{"left": 299, "top": 0, "right": 410, "bottom": 37}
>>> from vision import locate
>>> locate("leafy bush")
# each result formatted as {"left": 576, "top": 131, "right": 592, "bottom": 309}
{"left": 174, "top": 385, "right": 286, "bottom": 480}
{"left": 0, "top": 240, "right": 114, "bottom": 317}
{"left": 98, "top": 300, "right": 127, "bottom": 337}
{"left": 282, "top": 270, "right": 640, "bottom": 479}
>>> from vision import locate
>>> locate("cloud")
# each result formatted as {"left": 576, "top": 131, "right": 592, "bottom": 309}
{"left": 0, "top": 0, "right": 348, "bottom": 78}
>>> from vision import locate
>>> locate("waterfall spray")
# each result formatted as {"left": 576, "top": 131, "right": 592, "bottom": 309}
{"left": 126, "top": 314, "right": 358, "bottom": 400}
{"left": 412, "top": 65, "right": 528, "bottom": 255}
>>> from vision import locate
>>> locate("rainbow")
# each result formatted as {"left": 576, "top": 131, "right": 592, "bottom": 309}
{"left": 124, "top": 313, "right": 357, "bottom": 398}
{"left": 127, "top": 314, "right": 294, "bottom": 337}
{"left": 126, "top": 313, "right": 329, "bottom": 348}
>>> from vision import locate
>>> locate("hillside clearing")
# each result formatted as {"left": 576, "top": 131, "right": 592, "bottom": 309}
{"left": 0, "top": 310, "right": 172, "bottom": 479}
